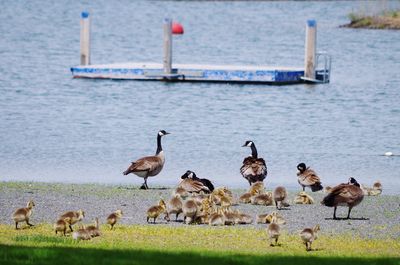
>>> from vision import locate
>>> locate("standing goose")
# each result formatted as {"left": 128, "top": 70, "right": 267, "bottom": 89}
{"left": 123, "top": 130, "right": 170, "bottom": 189}
{"left": 240, "top": 141, "right": 267, "bottom": 185}
{"left": 321, "top": 177, "right": 364, "bottom": 220}
{"left": 296, "top": 163, "right": 323, "bottom": 192}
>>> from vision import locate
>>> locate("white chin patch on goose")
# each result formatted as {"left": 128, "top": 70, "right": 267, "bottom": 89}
{"left": 188, "top": 172, "right": 193, "bottom": 178}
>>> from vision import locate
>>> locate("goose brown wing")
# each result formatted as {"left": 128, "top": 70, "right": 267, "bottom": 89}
{"left": 328, "top": 184, "right": 362, "bottom": 204}
{"left": 131, "top": 156, "right": 162, "bottom": 172}
{"left": 299, "top": 168, "right": 321, "bottom": 185}
{"left": 178, "top": 179, "right": 210, "bottom": 193}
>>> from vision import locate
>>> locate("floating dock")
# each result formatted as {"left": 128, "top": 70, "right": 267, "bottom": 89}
{"left": 71, "top": 14, "right": 331, "bottom": 84}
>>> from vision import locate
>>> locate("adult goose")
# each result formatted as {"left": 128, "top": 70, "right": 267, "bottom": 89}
{"left": 178, "top": 171, "right": 210, "bottom": 194}
{"left": 123, "top": 130, "right": 170, "bottom": 189}
{"left": 296, "top": 163, "right": 323, "bottom": 192}
{"left": 181, "top": 170, "right": 214, "bottom": 192}
{"left": 240, "top": 141, "right": 267, "bottom": 185}
{"left": 321, "top": 177, "right": 364, "bottom": 220}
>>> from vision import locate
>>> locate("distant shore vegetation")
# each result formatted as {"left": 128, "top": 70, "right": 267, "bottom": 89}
{"left": 342, "top": 0, "right": 400, "bottom": 29}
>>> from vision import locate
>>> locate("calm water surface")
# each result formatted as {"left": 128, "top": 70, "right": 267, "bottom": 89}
{"left": 0, "top": 1, "right": 399, "bottom": 193}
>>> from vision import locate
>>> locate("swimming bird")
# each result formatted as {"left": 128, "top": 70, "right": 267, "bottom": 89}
{"left": 12, "top": 200, "right": 35, "bottom": 230}
{"left": 123, "top": 130, "right": 170, "bottom": 189}
{"left": 321, "top": 177, "right": 364, "bottom": 219}
{"left": 240, "top": 141, "right": 267, "bottom": 185}
{"left": 107, "top": 210, "right": 123, "bottom": 230}
{"left": 296, "top": 163, "right": 323, "bottom": 192}
{"left": 181, "top": 170, "right": 215, "bottom": 192}
{"left": 300, "top": 225, "right": 320, "bottom": 251}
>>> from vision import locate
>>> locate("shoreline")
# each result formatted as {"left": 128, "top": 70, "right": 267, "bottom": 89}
{"left": 1, "top": 181, "right": 399, "bottom": 240}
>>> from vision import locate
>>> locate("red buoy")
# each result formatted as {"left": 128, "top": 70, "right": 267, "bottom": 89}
{"left": 172, "top": 22, "right": 184, "bottom": 35}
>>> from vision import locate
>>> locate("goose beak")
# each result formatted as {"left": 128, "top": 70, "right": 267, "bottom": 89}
{"left": 241, "top": 144, "right": 246, "bottom": 147}
{"left": 164, "top": 132, "right": 171, "bottom": 135}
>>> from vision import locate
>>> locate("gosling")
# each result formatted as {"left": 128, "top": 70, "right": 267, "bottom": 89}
{"left": 257, "top": 212, "right": 286, "bottom": 225}
{"left": 86, "top": 217, "right": 101, "bottom": 238}
{"left": 182, "top": 199, "right": 198, "bottom": 224}
{"left": 209, "top": 209, "right": 224, "bottom": 226}
{"left": 12, "top": 200, "right": 35, "bottom": 230}
{"left": 267, "top": 216, "right": 281, "bottom": 247}
{"left": 107, "top": 209, "right": 123, "bottom": 230}
{"left": 273, "top": 186, "right": 289, "bottom": 210}
{"left": 251, "top": 192, "right": 273, "bottom": 206}
{"left": 147, "top": 199, "right": 170, "bottom": 224}
{"left": 167, "top": 194, "right": 183, "bottom": 221}
{"left": 300, "top": 224, "right": 320, "bottom": 251}
{"left": 54, "top": 217, "right": 72, "bottom": 236}
{"left": 59, "top": 210, "right": 85, "bottom": 232}
{"left": 72, "top": 225, "right": 91, "bottom": 241}
{"left": 293, "top": 191, "right": 314, "bottom": 204}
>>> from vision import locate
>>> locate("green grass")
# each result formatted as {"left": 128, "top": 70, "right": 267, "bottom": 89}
{"left": 1, "top": 245, "right": 399, "bottom": 265}
{"left": 0, "top": 224, "right": 399, "bottom": 265}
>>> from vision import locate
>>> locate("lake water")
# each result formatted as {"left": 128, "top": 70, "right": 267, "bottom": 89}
{"left": 0, "top": 1, "right": 399, "bottom": 193}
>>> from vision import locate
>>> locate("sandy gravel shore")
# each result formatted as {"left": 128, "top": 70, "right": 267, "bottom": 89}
{"left": 1, "top": 182, "right": 399, "bottom": 239}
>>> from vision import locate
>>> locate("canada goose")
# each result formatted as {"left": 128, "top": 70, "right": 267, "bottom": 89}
{"left": 167, "top": 194, "right": 183, "bottom": 221}
{"left": 273, "top": 186, "right": 289, "bottom": 210}
{"left": 297, "top": 163, "right": 323, "bottom": 192}
{"left": 240, "top": 141, "right": 267, "bottom": 185}
{"left": 267, "top": 216, "right": 281, "bottom": 246}
{"left": 251, "top": 192, "right": 273, "bottom": 206}
{"left": 211, "top": 187, "right": 234, "bottom": 205}
{"left": 239, "top": 181, "right": 264, "bottom": 204}
{"left": 249, "top": 181, "right": 265, "bottom": 194}
{"left": 178, "top": 177, "right": 210, "bottom": 194}
{"left": 174, "top": 186, "right": 189, "bottom": 199}
{"left": 182, "top": 199, "right": 198, "bottom": 224}
{"left": 107, "top": 210, "right": 123, "bottom": 230}
{"left": 361, "top": 181, "right": 382, "bottom": 196}
{"left": 147, "top": 199, "right": 170, "bottom": 223}
{"left": 321, "top": 177, "right": 364, "bottom": 219}
{"left": 209, "top": 209, "right": 224, "bottom": 226}
{"left": 239, "top": 193, "right": 252, "bottom": 204}
{"left": 123, "top": 130, "right": 170, "bottom": 189}
{"left": 86, "top": 217, "right": 101, "bottom": 238}
{"left": 72, "top": 225, "right": 91, "bottom": 241}
{"left": 293, "top": 191, "right": 314, "bottom": 204}
{"left": 233, "top": 210, "right": 253, "bottom": 225}
{"left": 12, "top": 200, "right": 35, "bottom": 230}
{"left": 300, "top": 224, "right": 320, "bottom": 251}
{"left": 256, "top": 212, "right": 286, "bottom": 225}
{"left": 222, "top": 208, "right": 236, "bottom": 225}
{"left": 60, "top": 210, "right": 85, "bottom": 232}
{"left": 54, "top": 217, "right": 72, "bottom": 236}
{"left": 181, "top": 170, "right": 215, "bottom": 192}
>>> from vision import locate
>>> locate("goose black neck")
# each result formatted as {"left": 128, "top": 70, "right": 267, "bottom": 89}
{"left": 156, "top": 134, "right": 163, "bottom": 155}
{"left": 250, "top": 144, "right": 258, "bottom": 158}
